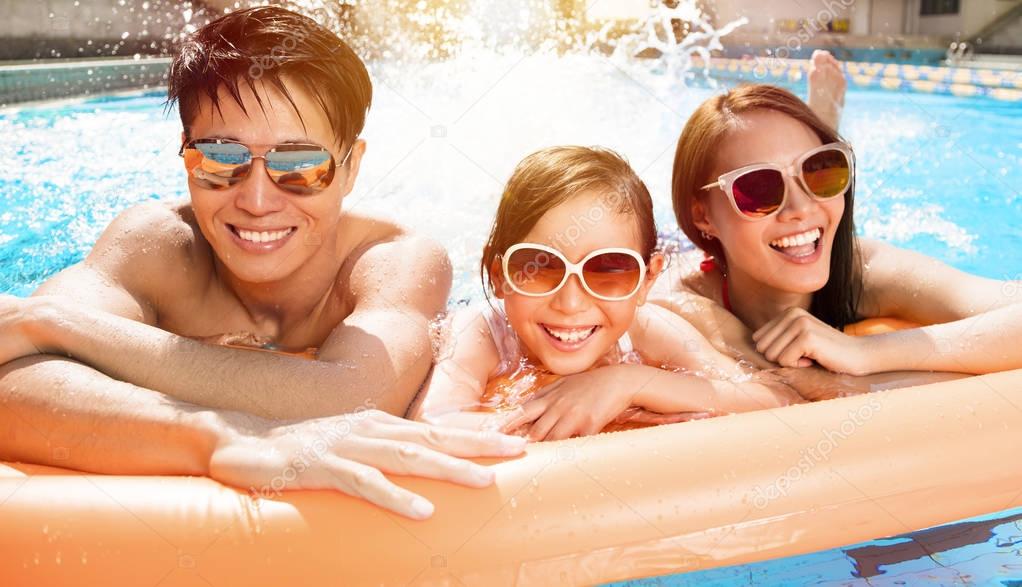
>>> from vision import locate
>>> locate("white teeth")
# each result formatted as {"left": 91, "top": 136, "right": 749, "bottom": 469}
{"left": 770, "top": 228, "right": 821, "bottom": 249}
{"left": 543, "top": 325, "right": 597, "bottom": 344}
{"left": 236, "top": 227, "right": 294, "bottom": 243}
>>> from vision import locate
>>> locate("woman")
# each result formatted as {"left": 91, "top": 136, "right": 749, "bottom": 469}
{"left": 656, "top": 82, "right": 1021, "bottom": 376}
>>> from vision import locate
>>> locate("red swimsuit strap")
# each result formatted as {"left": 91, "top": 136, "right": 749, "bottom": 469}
{"left": 699, "top": 256, "right": 732, "bottom": 313}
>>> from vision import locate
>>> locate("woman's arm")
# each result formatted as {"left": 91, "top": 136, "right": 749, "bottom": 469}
{"left": 754, "top": 239, "right": 1022, "bottom": 375}
{"left": 855, "top": 239, "right": 1022, "bottom": 373}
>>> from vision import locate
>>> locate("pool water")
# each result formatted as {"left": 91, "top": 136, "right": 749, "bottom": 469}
{"left": 609, "top": 506, "right": 1022, "bottom": 585}
{"left": 1, "top": 53, "right": 1021, "bottom": 584}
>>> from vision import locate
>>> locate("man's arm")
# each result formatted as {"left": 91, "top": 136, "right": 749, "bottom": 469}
{"left": 20, "top": 233, "right": 452, "bottom": 420}
{"left": 1, "top": 205, "right": 527, "bottom": 518}
{"left": 0, "top": 353, "right": 220, "bottom": 475}
{"left": 0, "top": 352, "right": 525, "bottom": 519}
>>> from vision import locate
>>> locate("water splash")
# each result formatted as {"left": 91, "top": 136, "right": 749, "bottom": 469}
{"left": 590, "top": 1, "right": 747, "bottom": 85}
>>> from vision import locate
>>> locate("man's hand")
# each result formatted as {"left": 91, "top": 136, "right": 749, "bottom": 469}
{"left": 210, "top": 409, "right": 527, "bottom": 519}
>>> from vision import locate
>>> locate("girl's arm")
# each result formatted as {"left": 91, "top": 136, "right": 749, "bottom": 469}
{"left": 406, "top": 309, "right": 508, "bottom": 431}
{"left": 753, "top": 239, "right": 1022, "bottom": 375}
{"left": 509, "top": 305, "right": 803, "bottom": 440}
{"left": 506, "top": 363, "right": 800, "bottom": 441}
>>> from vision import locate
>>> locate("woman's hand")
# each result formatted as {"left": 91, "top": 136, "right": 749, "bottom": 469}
{"left": 502, "top": 368, "right": 636, "bottom": 441}
{"left": 752, "top": 307, "right": 874, "bottom": 375}
{"left": 209, "top": 409, "right": 527, "bottom": 520}
{"left": 0, "top": 294, "right": 47, "bottom": 365}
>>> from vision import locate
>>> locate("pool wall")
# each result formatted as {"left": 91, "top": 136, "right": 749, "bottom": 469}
{"left": 0, "top": 57, "right": 169, "bottom": 107}
{"left": 0, "top": 0, "right": 187, "bottom": 61}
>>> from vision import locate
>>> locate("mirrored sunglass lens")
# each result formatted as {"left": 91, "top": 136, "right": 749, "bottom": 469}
{"left": 802, "top": 149, "right": 850, "bottom": 198}
{"left": 506, "top": 248, "right": 566, "bottom": 294}
{"left": 732, "top": 169, "right": 785, "bottom": 217}
{"left": 582, "top": 252, "right": 642, "bottom": 299}
{"left": 266, "top": 147, "right": 335, "bottom": 195}
{"left": 187, "top": 142, "right": 251, "bottom": 190}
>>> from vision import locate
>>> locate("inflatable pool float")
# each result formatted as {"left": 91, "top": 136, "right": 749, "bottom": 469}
{"left": 3, "top": 320, "right": 1021, "bottom": 585}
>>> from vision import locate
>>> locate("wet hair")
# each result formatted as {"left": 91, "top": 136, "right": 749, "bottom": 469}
{"left": 481, "top": 146, "right": 657, "bottom": 298}
{"left": 167, "top": 6, "right": 372, "bottom": 149}
{"left": 671, "top": 84, "right": 862, "bottom": 329}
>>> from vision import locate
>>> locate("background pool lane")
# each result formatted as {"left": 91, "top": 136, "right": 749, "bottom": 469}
{"left": 1, "top": 57, "right": 1020, "bottom": 300}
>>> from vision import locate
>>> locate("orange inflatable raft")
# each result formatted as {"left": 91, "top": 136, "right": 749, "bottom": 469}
{"left": 3, "top": 319, "right": 1021, "bottom": 586}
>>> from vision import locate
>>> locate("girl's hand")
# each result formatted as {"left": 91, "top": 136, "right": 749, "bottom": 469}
{"left": 752, "top": 307, "right": 873, "bottom": 375}
{"left": 0, "top": 294, "right": 46, "bottom": 365}
{"left": 502, "top": 368, "right": 635, "bottom": 441}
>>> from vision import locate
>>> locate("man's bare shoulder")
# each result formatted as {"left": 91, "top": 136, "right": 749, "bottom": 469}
{"left": 86, "top": 199, "right": 212, "bottom": 288}
{"left": 340, "top": 213, "right": 447, "bottom": 269}
{"left": 337, "top": 214, "right": 452, "bottom": 308}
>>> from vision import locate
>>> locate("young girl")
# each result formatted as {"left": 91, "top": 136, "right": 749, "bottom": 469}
{"left": 408, "top": 146, "right": 803, "bottom": 441}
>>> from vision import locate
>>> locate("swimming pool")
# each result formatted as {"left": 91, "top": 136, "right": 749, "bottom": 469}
{"left": 1, "top": 53, "right": 1021, "bottom": 584}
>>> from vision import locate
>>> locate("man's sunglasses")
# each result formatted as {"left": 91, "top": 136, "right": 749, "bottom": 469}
{"left": 701, "top": 142, "right": 853, "bottom": 220}
{"left": 179, "top": 138, "right": 354, "bottom": 195}
{"left": 501, "top": 243, "right": 649, "bottom": 302}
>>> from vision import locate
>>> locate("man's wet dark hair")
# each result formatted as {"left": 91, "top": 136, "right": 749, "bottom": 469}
{"left": 167, "top": 6, "right": 372, "bottom": 148}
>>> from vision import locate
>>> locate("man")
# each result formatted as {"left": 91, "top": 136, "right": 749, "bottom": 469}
{"left": 0, "top": 6, "right": 524, "bottom": 520}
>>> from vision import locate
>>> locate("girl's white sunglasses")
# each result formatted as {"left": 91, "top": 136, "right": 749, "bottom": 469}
{"left": 500, "top": 243, "right": 648, "bottom": 302}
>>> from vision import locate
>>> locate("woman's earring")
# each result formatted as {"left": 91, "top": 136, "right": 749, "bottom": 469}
{"left": 701, "top": 231, "right": 714, "bottom": 241}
